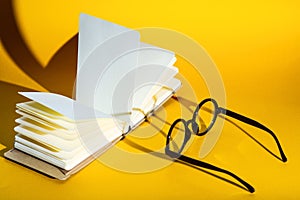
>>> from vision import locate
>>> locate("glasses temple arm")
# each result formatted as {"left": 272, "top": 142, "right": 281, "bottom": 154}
{"left": 218, "top": 107, "right": 287, "bottom": 162}
{"left": 178, "top": 154, "right": 255, "bottom": 193}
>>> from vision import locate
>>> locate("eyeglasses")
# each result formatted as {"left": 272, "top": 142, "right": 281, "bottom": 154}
{"left": 165, "top": 98, "right": 287, "bottom": 193}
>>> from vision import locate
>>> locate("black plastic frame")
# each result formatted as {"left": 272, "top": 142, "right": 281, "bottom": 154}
{"left": 165, "top": 98, "right": 288, "bottom": 193}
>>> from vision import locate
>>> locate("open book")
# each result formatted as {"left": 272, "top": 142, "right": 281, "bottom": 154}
{"left": 4, "top": 14, "right": 181, "bottom": 180}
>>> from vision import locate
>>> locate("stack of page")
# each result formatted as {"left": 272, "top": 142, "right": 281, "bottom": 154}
{"left": 4, "top": 13, "right": 181, "bottom": 180}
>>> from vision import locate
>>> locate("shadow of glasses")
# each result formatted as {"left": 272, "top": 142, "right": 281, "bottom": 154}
{"left": 129, "top": 96, "right": 286, "bottom": 192}
{"left": 123, "top": 128, "right": 252, "bottom": 192}
{"left": 122, "top": 98, "right": 255, "bottom": 192}
{"left": 200, "top": 105, "right": 285, "bottom": 162}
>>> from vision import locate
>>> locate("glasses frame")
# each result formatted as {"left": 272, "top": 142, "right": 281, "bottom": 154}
{"left": 165, "top": 98, "right": 287, "bottom": 193}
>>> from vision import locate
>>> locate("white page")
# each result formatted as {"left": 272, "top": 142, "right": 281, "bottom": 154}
{"left": 93, "top": 46, "right": 177, "bottom": 125}
{"left": 138, "top": 42, "right": 176, "bottom": 67}
{"left": 15, "top": 125, "right": 83, "bottom": 152}
{"left": 16, "top": 109, "right": 74, "bottom": 130}
{"left": 76, "top": 14, "right": 140, "bottom": 122}
{"left": 16, "top": 101, "right": 72, "bottom": 121}
{"left": 129, "top": 64, "right": 178, "bottom": 121}
{"left": 14, "top": 125, "right": 123, "bottom": 170}
{"left": 15, "top": 117, "right": 77, "bottom": 140}
{"left": 130, "top": 78, "right": 182, "bottom": 127}
{"left": 142, "top": 78, "right": 181, "bottom": 114}
{"left": 131, "top": 65, "right": 178, "bottom": 108}
{"left": 93, "top": 50, "right": 139, "bottom": 121}
{"left": 131, "top": 43, "right": 177, "bottom": 114}
{"left": 77, "top": 13, "right": 139, "bottom": 70}
{"left": 18, "top": 92, "right": 110, "bottom": 121}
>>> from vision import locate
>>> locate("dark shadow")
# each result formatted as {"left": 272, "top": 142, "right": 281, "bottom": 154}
{"left": 125, "top": 96, "right": 282, "bottom": 192}
{"left": 144, "top": 119, "right": 180, "bottom": 151}
{"left": 0, "top": 1, "right": 78, "bottom": 156}
{"left": 125, "top": 103, "right": 256, "bottom": 192}
{"left": 151, "top": 114, "right": 174, "bottom": 127}
{"left": 172, "top": 96, "right": 197, "bottom": 114}
{"left": 123, "top": 137, "right": 249, "bottom": 192}
{"left": 0, "top": 0, "right": 77, "bottom": 98}
{"left": 123, "top": 138, "right": 171, "bottom": 159}
{"left": 201, "top": 106, "right": 283, "bottom": 161}
{"left": 0, "top": 81, "right": 33, "bottom": 156}
{"left": 221, "top": 116, "right": 283, "bottom": 161}
{"left": 144, "top": 119, "right": 168, "bottom": 137}
{"left": 175, "top": 159, "right": 249, "bottom": 192}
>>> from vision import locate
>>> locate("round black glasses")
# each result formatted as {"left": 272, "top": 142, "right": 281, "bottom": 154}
{"left": 165, "top": 98, "right": 287, "bottom": 193}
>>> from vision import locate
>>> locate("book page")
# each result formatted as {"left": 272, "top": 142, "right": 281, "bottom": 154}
{"left": 18, "top": 92, "right": 111, "bottom": 121}
{"left": 76, "top": 14, "right": 140, "bottom": 122}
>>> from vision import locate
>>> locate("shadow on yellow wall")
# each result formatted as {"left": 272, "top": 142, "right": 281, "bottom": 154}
{"left": 0, "top": 0, "right": 77, "bottom": 155}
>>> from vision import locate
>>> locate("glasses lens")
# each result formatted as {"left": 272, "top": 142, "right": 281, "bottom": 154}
{"left": 195, "top": 100, "right": 216, "bottom": 134}
{"left": 168, "top": 120, "right": 186, "bottom": 154}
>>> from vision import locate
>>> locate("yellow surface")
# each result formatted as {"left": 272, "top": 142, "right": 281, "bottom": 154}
{"left": 1, "top": 0, "right": 300, "bottom": 199}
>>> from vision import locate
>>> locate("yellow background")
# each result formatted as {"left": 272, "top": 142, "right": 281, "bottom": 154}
{"left": 1, "top": 0, "right": 300, "bottom": 199}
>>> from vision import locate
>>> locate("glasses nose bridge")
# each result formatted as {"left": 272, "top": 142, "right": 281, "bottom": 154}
{"left": 186, "top": 118, "right": 195, "bottom": 129}
{"left": 186, "top": 119, "right": 194, "bottom": 126}
{"left": 186, "top": 118, "right": 201, "bottom": 136}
